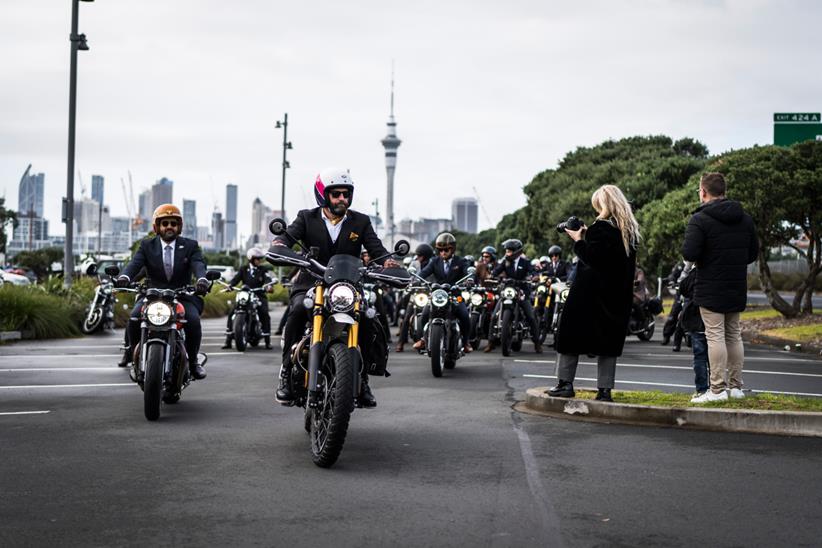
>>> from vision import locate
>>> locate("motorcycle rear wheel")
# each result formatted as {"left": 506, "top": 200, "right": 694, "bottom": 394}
{"left": 429, "top": 324, "right": 445, "bottom": 378}
{"left": 81, "top": 308, "right": 103, "bottom": 334}
{"left": 637, "top": 321, "right": 655, "bottom": 341}
{"left": 310, "top": 342, "right": 355, "bottom": 468}
{"left": 233, "top": 314, "right": 247, "bottom": 352}
{"left": 144, "top": 344, "right": 164, "bottom": 421}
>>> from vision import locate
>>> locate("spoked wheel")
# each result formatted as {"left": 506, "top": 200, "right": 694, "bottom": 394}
{"left": 429, "top": 324, "right": 445, "bottom": 378}
{"left": 500, "top": 309, "right": 512, "bottom": 357}
{"left": 637, "top": 321, "right": 655, "bottom": 341}
{"left": 82, "top": 308, "right": 103, "bottom": 334}
{"left": 233, "top": 315, "right": 247, "bottom": 352}
{"left": 144, "top": 344, "right": 164, "bottom": 421}
{"left": 310, "top": 342, "right": 355, "bottom": 468}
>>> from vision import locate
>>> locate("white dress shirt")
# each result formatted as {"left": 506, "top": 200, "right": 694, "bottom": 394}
{"left": 322, "top": 213, "right": 347, "bottom": 243}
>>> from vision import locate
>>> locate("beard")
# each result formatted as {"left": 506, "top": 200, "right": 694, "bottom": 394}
{"left": 328, "top": 202, "right": 348, "bottom": 217}
{"left": 159, "top": 227, "right": 179, "bottom": 242}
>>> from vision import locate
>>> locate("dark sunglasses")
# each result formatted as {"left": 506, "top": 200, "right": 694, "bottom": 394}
{"left": 160, "top": 220, "right": 179, "bottom": 228}
{"left": 481, "top": 254, "right": 492, "bottom": 259}
{"left": 329, "top": 190, "right": 350, "bottom": 199}
{"left": 437, "top": 248, "right": 451, "bottom": 254}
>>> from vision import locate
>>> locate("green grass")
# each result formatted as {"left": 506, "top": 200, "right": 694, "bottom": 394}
{"left": 762, "top": 324, "right": 822, "bottom": 343}
{"left": 741, "top": 307, "right": 822, "bottom": 320}
{"left": 574, "top": 389, "right": 822, "bottom": 412}
{"left": 0, "top": 285, "right": 83, "bottom": 339}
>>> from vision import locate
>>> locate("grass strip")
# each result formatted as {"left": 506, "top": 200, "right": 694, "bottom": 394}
{"left": 573, "top": 389, "right": 822, "bottom": 412}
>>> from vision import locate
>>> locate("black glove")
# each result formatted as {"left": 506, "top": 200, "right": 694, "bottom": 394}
{"left": 195, "top": 277, "right": 210, "bottom": 295}
{"left": 114, "top": 275, "right": 130, "bottom": 288}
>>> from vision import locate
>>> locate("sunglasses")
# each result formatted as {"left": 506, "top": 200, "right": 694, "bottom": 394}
{"left": 160, "top": 220, "right": 179, "bottom": 228}
{"left": 329, "top": 190, "right": 350, "bottom": 199}
{"left": 437, "top": 248, "right": 451, "bottom": 254}
{"left": 481, "top": 254, "right": 492, "bottom": 259}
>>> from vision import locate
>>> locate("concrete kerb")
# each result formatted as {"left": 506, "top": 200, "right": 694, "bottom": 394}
{"left": 520, "top": 387, "right": 822, "bottom": 438}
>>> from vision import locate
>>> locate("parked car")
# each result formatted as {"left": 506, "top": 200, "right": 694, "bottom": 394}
{"left": 0, "top": 271, "right": 32, "bottom": 286}
{"left": 208, "top": 265, "right": 237, "bottom": 283}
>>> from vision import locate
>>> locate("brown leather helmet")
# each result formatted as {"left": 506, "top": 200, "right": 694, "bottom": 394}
{"left": 435, "top": 232, "right": 456, "bottom": 251}
{"left": 152, "top": 204, "right": 183, "bottom": 234}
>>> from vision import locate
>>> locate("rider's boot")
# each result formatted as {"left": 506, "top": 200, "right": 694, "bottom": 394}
{"left": 264, "top": 335, "right": 272, "bottom": 349}
{"left": 221, "top": 330, "right": 232, "bottom": 349}
{"left": 275, "top": 362, "right": 295, "bottom": 405}
{"left": 359, "top": 373, "right": 377, "bottom": 408}
{"left": 117, "top": 347, "right": 131, "bottom": 367}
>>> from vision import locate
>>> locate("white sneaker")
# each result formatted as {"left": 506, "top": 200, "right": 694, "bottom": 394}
{"left": 690, "top": 390, "right": 729, "bottom": 403}
{"left": 729, "top": 388, "right": 746, "bottom": 399}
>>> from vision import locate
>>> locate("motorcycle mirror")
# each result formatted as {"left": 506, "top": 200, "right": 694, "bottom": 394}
{"left": 467, "top": 266, "right": 476, "bottom": 276}
{"left": 85, "top": 263, "right": 98, "bottom": 276}
{"left": 268, "top": 218, "right": 287, "bottom": 236}
{"left": 104, "top": 265, "right": 120, "bottom": 277}
{"left": 205, "top": 270, "right": 222, "bottom": 281}
{"left": 394, "top": 239, "right": 410, "bottom": 257}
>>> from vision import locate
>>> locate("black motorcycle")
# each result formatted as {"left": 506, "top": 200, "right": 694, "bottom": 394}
{"left": 402, "top": 282, "right": 430, "bottom": 344}
{"left": 106, "top": 265, "right": 221, "bottom": 421}
{"left": 266, "top": 219, "right": 411, "bottom": 468}
{"left": 628, "top": 293, "right": 663, "bottom": 341}
{"left": 81, "top": 262, "right": 117, "bottom": 334}
{"left": 413, "top": 269, "right": 475, "bottom": 377}
{"left": 466, "top": 280, "right": 496, "bottom": 350}
{"left": 491, "top": 278, "right": 530, "bottom": 356}
{"left": 220, "top": 279, "right": 278, "bottom": 352}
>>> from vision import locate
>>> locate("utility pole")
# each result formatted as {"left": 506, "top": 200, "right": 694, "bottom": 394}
{"left": 275, "top": 114, "right": 292, "bottom": 220}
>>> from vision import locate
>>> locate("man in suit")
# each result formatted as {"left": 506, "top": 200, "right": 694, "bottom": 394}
{"left": 272, "top": 168, "right": 399, "bottom": 407}
{"left": 492, "top": 238, "right": 542, "bottom": 353}
{"left": 542, "top": 245, "right": 570, "bottom": 281}
{"left": 412, "top": 232, "right": 474, "bottom": 354}
{"left": 221, "top": 247, "right": 275, "bottom": 350}
{"left": 116, "top": 204, "right": 210, "bottom": 380}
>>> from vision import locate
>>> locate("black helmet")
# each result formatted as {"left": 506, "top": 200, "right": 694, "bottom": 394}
{"left": 464, "top": 255, "right": 475, "bottom": 264}
{"left": 548, "top": 245, "right": 562, "bottom": 258}
{"left": 502, "top": 239, "right": 523, "bottom": 253}
{"left": 481, "top": 245, "right": 496, "bottom": 259}
{"left": 415, "top": 243, "right": 434, "bottom": 260}
{"left": 435, "top": 232, "right": 457, "bottom": 250}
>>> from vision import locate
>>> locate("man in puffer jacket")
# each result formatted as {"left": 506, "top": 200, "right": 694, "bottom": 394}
{"left": 682, "top": 172, "right": 758, "bottom": 403}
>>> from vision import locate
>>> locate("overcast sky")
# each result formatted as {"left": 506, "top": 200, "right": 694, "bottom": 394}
{"left": 1, "top": 0, "right": 820, "bottom": 240}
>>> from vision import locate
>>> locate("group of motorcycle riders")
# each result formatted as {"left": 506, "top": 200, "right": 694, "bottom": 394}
{"left": 109, "top": 168, "right": 587, "bottom": 409}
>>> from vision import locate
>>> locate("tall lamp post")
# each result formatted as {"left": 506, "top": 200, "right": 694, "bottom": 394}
{"left": 275, "top": 114, "right": 292, "bottom": 220}
{"left": 63, "top": 0, "right": 93, "bottom": 287}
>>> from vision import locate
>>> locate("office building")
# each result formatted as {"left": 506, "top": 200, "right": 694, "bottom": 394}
{"left": 91, "top": 175, "right": 104, "bottom": 206}
{"left": 451, "top": 197, "right": 478, "bottom": 234}
{"left": 151, "top": 177, "right": 173, "bottom": 210}
{"left": 18, "top": 171, "right": 44, "bottom": 218}
{"left": 225, "top": 184, "right": 237, "bottom": 249}
{"left": 183, "top": 199, "right": 197, "bottom": 239}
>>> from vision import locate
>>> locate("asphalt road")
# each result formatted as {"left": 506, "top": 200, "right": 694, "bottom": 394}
{"left": 2, "top": 307, "right": 821, "bottom": 547}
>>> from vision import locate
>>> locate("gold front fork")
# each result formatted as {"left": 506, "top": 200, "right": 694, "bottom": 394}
{"left": 306, "top": 286, "right": 325, "bottom": 388}
{"left": 347, "top": 301, "right": 360, "bottom": 349}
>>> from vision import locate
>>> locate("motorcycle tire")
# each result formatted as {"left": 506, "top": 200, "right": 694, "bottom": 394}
{"left": 538, "top": 309, "right": 551, "bottom": 344}
{"left": 144, "top": 344, "right": 164, "bottom": 421}
{"left": 469, "top": 313, "right": 482, "bottom": 350}
{"left": 445, "top": 327, "right": 458, "bottom": 369}
{"left": 429, "top": 324, "right": 445, "bottom": 378}
{"left": 233, "top": 314, "right": 247, "bottom": 352}
{"left": 310, "top": 342, "right": 355, "bottom": 468}
{"left": 81, "top": 307, "right": 103, "bottom": 334}
{"left": 511, "top": 338, "right": 523, "bottom": 352}
{"left": 500, "top": 309, "right": 513, "bottom": 357}
{"left": 637, "top": 321, "right": 655, "bottom": 341}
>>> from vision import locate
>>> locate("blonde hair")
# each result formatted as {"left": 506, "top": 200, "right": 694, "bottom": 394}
{"left": 591, "top": 184, "right": 641, "bottom": 256}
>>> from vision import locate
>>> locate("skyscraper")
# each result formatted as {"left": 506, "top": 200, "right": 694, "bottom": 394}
{"left": 381, "top": 69, "right": 401, "bottom": 247}
{"left": 91, "top": 175, "right": 104, "bottom": 206}
{"left": 225, "top": 183, "right": 237, "bottom": 250}
{"left": 138, "top": 189, "right": 152, "bottom": 220}
{"left": 211, "top": 209, "right": 224, "bottom": 251}
{"left": 151, "top": 177, "right": 173, "bottom": 210}
{"left": 18, "top": 171, "right": 44, "bottom": 218}
{"left": 452, "top": 198, "right": 479, "bottom": 234}
{"left": 183, "top": 199, "right": 197, "bottom": 239}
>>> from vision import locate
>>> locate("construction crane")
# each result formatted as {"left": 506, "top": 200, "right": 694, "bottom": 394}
{"left": 128, "top": 171, "right": 144, "bottom": 230}
{"left": 472, "top": 186, "right": 494, "bottom": 228}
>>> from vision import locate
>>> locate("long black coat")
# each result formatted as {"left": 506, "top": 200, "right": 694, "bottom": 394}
{"left": 682, "top": 198, "right": 758, "bottom": 313}
{"left": 555, "top": 220, "right": 636, "bottom": 357}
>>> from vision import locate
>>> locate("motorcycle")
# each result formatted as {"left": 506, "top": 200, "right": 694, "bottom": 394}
{"left": 490, "top": 278, "right": 532, "bottom": 356}
{"left": 466, "top": 279, "right": 497, "bottom": 350}
{"left": 80, "top": 262, "right": 118, "bottom": 334}
{"left": 219, "top": 279, "right": 278, "bottom": 352}
{"left": 266, "top": 219, "right": 411, "bottom": 468}
{"left": 412, "top": 268, "right": 476, "bottom": 377}
{"left": 401, "top": 278, "right": 430, "bottom": 344}
{"left": 532, "top": 273, "right": 552, "bottom": 344}
{"left": 628, "top": 270, "right": 663, "bottom": 341}
{"left": 105, "top": 265, "right": 221, "bottom": 421}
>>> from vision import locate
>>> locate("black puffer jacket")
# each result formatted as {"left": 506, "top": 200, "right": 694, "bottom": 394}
{"left": 682, "top": 198, "right": 758, "bottom": 313}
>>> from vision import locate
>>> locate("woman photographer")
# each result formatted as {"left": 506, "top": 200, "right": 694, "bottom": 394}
{"left": 548, "top": 184, "right": 640, "bottom": 402}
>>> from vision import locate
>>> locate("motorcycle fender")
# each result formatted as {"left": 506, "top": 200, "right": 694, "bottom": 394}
{"left": 429, "top": 318, "right": 446, "bottom": 327}
{"left": 348, "top": 347, "right": 362, "bottom": 400}
{"left": 503, "top": 299, "right": 513, "bottom": 305}
{"left": 142, "top": 339, "right": 169, "bottom": 374}
{"left": 330, "top": 313, "right": 356, "bottom": 325}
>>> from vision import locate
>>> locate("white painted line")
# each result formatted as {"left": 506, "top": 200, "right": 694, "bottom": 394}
{"left": 0, "top": 410, "right": 51, "bottom": 416}
{"left": 514, "top": 359, "right": 822, "bottom": 378}
{"left": 0, "top": 383, "right": 133, "bottom": 390}
{"left": 0, "top": 367, "right": 122, "bottom": 372}
{"left": 0, "top": 354, "right": 120, "bottom": 359}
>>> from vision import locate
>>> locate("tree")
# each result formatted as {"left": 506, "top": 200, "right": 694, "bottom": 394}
{"left": 0, "top": 197, "right": 18, "bottom": 258}
{"left": 14, "top": 247, "right": 64, "bottom": 281}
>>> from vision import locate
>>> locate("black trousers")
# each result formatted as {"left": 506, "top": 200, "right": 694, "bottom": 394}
{"left": 128, "top": 298, "right": 202, "bottom": 365}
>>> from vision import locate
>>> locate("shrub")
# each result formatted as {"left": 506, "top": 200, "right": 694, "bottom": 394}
{"left": 267, "top": 284, "right": 290, "bottom": 304}
{"left": 203, "top": 289, "right": 233, "bottom": 318}
{"left": 0, "top": 285, "right": 83, "bottom": 339}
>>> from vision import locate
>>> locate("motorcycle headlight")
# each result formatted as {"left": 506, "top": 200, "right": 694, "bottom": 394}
{"left": 470, "top": 293, "right": 484, "bottom": 307}
{"left": 502, "top": 287, "right": 517, "bottom": 300}
{"left": 236, "top": 291, "right": 250, "bottom": 304}
{"left": 431, "top": 289, "right": 449, "bottom": 308}
{"left": 103, "top": 286, "right": 112, "bottom": 295}
{"left": 536, "top": 285, "right": 547, "bottom": 294}
{"left": 328, "top": 282, "right": 356, "bottom": 312}
{"left": 413, "top": 292, "right": 429, "bottom": 308}
{"left": 146, "top": 302, "right": 172, "bottom": 326}
{"left": 560, "top": 288, "right": 570, "bottom": 302}
{"left": 461, "top": 290, "right": 471, "bottom": 302}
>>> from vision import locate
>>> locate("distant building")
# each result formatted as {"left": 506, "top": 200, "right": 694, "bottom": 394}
{"left": 211, "top": 209, "right": 224, "bottom": 251}
{"left": 451, "top": 197, "right": 478, "bottom": 234}
{"left": 91, "top": 175, "right": 104, "bottom": 206}
{"left": 12, "top": 216, "right": 49, "bottom": 243}
{"left": 110, "top": 216, "right": 132, "bottom": 234}
{"left": 151, "top": 177, "right": 173, "bottom": 210}
{"left": 73, "top": 198, "right": 101, "bottom": 235}
{"left": 196, "top": 226, "right": 210, "bottom": 243}
{"left": 182, "top": 199, "right": 197, "bottom": 239}
{"left": 18, "top": 171, "right": 44, "bottom": 218}
{"left": 225, "top": 184, "right": 238, "bottom": 250}
{"left": 138, "top": 189, "right": 152, "bottom": 220}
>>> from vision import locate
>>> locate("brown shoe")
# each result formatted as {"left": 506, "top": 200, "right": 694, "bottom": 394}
{"left": 412, "top": 339, "right": 426, "bottom": 350}
{"left": 463, "top": 344, "right": 473, "bottom": 354}
{"left": 483, "top": 343, "right": 495, "bottom": 353}
{"left": 395, "top": 343, "right": 404, "bottom": 353}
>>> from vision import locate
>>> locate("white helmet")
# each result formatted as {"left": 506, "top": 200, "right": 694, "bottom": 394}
{"left": 247, "top": 247, "right": 265, "bottom": 261}
{"left": 314, "top": 168, "right": 355, "bottom": 207}
{"left": 402, "top": 256, "right": 413, "bottom": 267}
{"left": 531, "top": 258, "right": 540, "bottom": 267}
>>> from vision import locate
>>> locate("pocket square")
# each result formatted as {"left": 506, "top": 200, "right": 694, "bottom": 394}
{"left": 349, "top": 232, "right": 359, "bottom": 241}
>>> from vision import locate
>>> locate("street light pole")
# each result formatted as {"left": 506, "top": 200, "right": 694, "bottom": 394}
{"left": 275, "top": 114, "right": 292, "bottom": 220}
{"left": 64, "top": 0, "right": 92, "bottom": 286}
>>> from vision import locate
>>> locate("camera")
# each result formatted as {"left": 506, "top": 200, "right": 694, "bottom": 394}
{"left": 556, "top": 216, "right": 583, "bottom": 233}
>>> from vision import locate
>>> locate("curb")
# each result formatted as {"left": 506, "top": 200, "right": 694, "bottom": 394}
{"left": 521, "top": 387, "right": 822, "bottom": 438}
{"left": 0, "top": 331, "right": 22, "bottom": 342}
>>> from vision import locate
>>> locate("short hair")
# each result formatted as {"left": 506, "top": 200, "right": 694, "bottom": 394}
{"left": 700, "top": 172, "right": 726, "bottom": 197}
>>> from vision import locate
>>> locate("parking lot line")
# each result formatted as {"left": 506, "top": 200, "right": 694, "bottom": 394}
{"left": 0, "top": 383, "right": 133, "bottom": 390}
{"left": 0, "top": 410, "right": 50, "bottom": 416}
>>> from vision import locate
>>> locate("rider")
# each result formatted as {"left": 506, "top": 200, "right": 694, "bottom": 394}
{"left": 492, "top": 238, "right": 543, "bottom": 353}
{"left": 396, "top": 243, "right": 435, "bottom": 352}
{"left": 116, "top": 204, "right": 210, "bottom": 380}
{"left": 479, "top": 245, "right": 497, "bottom": 267}
{"left": 412, "top": 232, "right": 473, "bottom": 354}
{"left": 221, "top": 248, "right": 275, "bottom": 350}
{"left": 542, "top": 245, "right": 570, "bottom": 281}
{"left": 272, "top": 168, "right": 399, "bottom": 408}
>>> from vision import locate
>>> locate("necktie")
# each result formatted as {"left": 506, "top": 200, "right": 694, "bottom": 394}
{"left": 443, "top": 260, "right": 449, "bottom": 275}
{"left": 164, "top": 245, "right": 173, "bottom": 281}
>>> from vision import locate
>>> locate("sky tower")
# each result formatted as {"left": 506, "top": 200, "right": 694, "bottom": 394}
{"left": 381, "top": 68, "right": 401, "bottom": 246}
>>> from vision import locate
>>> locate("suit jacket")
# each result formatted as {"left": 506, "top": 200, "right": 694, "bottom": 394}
{"left": 273, "top": 207, "right": 388, "bottom": 291}
{"left": 418, "top": 255, "right": 470, "bottom": 285}
{"left": 543, "top": 260, "right": 569, "bottom": 281}
{"left": 493, "top": 255, "right": 534, "bottom": 281}
{"left": 123, "top": 236, "right": 207, "bottom": 310}
{"left": 228, "top": 264, "right": 272, "bottom": 289}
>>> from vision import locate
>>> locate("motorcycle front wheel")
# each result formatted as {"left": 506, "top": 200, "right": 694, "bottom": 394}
{"left": 637, "top": 321, "right": 655, "bottom": 341}
{"left": 81, "top": 307, "right": 103, "bottom": 334}
{"left": 469, "top": 312, "right": 481, "bottom": 350}
{"left": 144, "top": 344, "right": 164, "bottom": 421}
{"left": 500, "top": 309, "right": 513, "bottom": 357}
{"left": 310, "top": 342, "right": 355, "bottom": 468}
{"left": 429, "top": 323, "right": 445, "bottom": 378}
{"left": 233, "top": 314, "right": 247, "bottom": 352}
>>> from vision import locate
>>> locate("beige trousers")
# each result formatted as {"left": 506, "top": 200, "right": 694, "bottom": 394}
{"left": 699, "top": 308, "right": 744, "bottom": 393}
